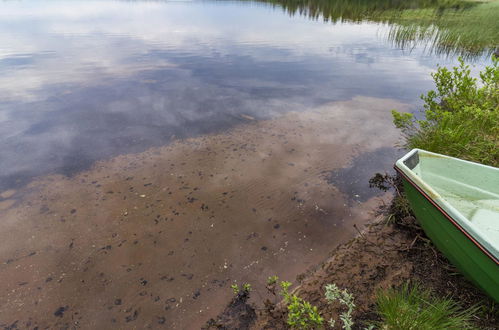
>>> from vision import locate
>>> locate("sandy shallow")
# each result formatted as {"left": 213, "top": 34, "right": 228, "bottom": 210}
{"left": 0, "top": 96, "right": 406, "bottom": 329}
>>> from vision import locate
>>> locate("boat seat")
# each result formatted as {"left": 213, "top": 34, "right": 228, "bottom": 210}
{"left": 471, "top": 208, "right": 499, "bottom": 230}
{"left": 469, "top": 200, "right": 499, "bottom": 248}
{"left": 475, "top": 199, "right": 499, "bottom": 210}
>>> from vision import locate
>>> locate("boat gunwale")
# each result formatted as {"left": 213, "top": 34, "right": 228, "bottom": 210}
{"left": 394, "top": 149, "right": 499, "bottom": 265}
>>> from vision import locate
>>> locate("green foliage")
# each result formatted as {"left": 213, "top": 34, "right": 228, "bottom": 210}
{"left": 375, "top": 283, "right": 478, "bottom": 329}
{"left": 386, "top": 1, "right": 499, "bottom": 58}
{"left": 280, "top": 280, "right": 292, "bottom": 293}
{"left": 392, "top": 57, "right": 499, "bottom": 167}
{"left": 231, "top": 284, "right": 240, "bottom": 295}
{"left": 242, "top": 283, "right": 252, "bottom": 292}
{"left": 267, "top": 275, "right": 279, "bottom": 285}
{"left": 231, "top": 283, "right": 252, "bottom": 295}
{"left": 286, "top": 295, "right": 324, "bottom": 329}
{"left": 260, "top": 0, "right": 475, "bottom": 23}
{"left": 259, "top": 0, "right": 499, "bottom": 58}
{"left": 277, "top": 279, "right": 324, "bottom": 329}
{"left": 324, "top": 284, "right": 356, "bottom": 330}
{"left": 391, "top": 110, "right": 414, "bottom": 133}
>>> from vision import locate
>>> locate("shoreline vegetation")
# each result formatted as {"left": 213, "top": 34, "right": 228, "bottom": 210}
{"left": 257, "top": 0, "right": 499, "bottom": 58}
{"left": 205, "top": 57, "right": 499, "bottom": 328}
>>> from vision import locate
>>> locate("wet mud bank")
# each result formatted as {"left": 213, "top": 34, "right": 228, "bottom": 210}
{"left": 207, "top": 218, "right": 498, "bottom": 329}
{"left": 0, "top": 96, "right": 404, "bottom": 329}
{"left": 207, "top": 214, "right": 498, "bottom": 329}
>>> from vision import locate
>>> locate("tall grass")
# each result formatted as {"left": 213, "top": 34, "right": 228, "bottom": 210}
{"left": 376, "top": 283, "right": 478, "bottom": 329}
{"left": 260, "top": 0, "right": 475, "bottom": 23}
{"left": 386, "top": 1, "right": 499, "bottom": 58}
{"left": 258, "top": 0, "right": 499, "bottom": 58}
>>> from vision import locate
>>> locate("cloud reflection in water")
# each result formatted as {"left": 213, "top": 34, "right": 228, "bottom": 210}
{"left": 0, "top": 0, "right": 485, "bottom": 190}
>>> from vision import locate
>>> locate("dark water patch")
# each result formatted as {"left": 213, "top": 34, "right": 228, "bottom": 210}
{"left": 325, "top": 147, "right": 404, "bottom": 203}
{"left": 205, "top": 291, "right": 256, "bottom": 329}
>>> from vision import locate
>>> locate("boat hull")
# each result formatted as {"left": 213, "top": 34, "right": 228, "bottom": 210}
{"left": 399, "top": 173, "right": 499, "bottom": 302}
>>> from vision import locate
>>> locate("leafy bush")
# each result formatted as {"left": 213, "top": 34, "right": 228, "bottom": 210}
{"left": 324, "top": 284, "right": 356, "bottom": 330}
{"left": 392, "top": 56, "right": 498, "bottom": 167}
{"left": 286, "top": 295, "right": 324, "bottom": 329}
{"left": 375, "top": 283, "right": 478, "bottom": 329}
{"left": 277, "top": 279, "right": 324, "bottom": 329}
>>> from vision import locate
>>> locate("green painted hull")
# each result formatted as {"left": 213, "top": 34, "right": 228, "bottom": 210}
{"left": 400, "top": 170, "right": 499, "bottom": 302}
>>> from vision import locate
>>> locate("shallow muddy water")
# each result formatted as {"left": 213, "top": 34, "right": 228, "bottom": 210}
{"left": 0, "top": 0, "right": 491, "bottom": 329}
{"left": 1, "top": 96, "right": 401, "bottom": 328}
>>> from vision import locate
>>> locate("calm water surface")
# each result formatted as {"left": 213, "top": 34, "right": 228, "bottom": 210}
{"left": 0, "top": 1, "right": 491, "bottom": 329}
{"left": 0, "top": 0, "right": 488, "bottom": 190}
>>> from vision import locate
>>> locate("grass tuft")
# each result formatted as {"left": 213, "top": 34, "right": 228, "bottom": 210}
{"left": 376, "top": 283, "right": 478, "bottom": 329}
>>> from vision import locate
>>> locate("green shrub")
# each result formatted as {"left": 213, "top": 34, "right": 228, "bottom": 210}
{"left": 286, "top": 295, "right": 324, "bottom": 329}
{"left": 392, "top": 56, "right": 498, "bottom": 167}
{"left": 376, "top": 283, "right": 478, "bottom": 329}
{"left": 324, "top": 284, "right": 356, "bottom": 330}
{"left": 279, "top": 280, "right": 324, "bottom": 329}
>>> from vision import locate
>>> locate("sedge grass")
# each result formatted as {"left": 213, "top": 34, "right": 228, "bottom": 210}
{"left": 375, "top": 283, "right": 479, "bottom": 329}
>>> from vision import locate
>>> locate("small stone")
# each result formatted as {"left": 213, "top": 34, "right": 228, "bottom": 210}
{"left": 54, "top": 306, "right": 67, "bottom": 317}
{"left": 0, "top": 189, "right": 16, "bottom": 199}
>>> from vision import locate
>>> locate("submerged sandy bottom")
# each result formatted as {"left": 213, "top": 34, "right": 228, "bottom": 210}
{"left": 0, "top": 96, "right": 406, "bottom": 329}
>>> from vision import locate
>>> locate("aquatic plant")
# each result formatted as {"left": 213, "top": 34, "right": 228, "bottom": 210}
{"left": 392, "top": 56, "right": 499, "bottom": 167}
{"left": 260, "top": 0, "right": 475, "bottom": 23}
{"left": 259, "top": 0, "right": 499, "bottom": 58}
{"left": 385, "top": 0, "right": 499, "bottom": 58}
{"left": 375, "top": 283, "right": 478, "bottom": 329}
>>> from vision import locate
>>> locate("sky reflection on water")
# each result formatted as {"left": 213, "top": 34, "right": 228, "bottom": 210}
{"left": 0, "top": 0, "right": 489, "bottom": 190}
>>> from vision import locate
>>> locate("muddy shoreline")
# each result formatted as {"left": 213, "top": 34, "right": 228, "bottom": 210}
{"left": 0, "top": 96, "right": 404, "bottom": 329}
{"left": 206, "top": 209, "right": 499, "bottom": 330}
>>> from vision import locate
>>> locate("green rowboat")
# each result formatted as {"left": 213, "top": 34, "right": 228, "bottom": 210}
{"left": 395, "top": 149, "right": 499, "bottom": 302}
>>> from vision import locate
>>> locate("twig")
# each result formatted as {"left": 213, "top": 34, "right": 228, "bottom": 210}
{"left": 353, "top": 224, "right": 377, "bottom": 246}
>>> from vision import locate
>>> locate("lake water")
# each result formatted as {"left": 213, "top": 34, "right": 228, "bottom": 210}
{"left": 0, "top": 1, "right": 491, "bottom": 329}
